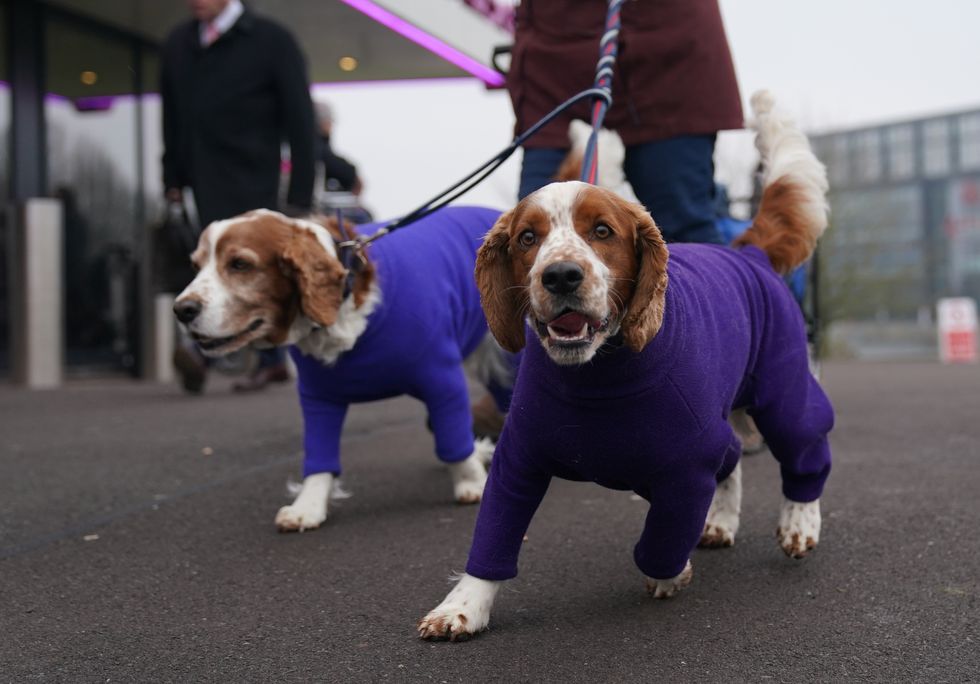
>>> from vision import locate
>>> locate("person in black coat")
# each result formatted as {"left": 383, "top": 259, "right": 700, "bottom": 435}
{"left": 161, "top": 0, "right": 315, "bottom": 224}
{"left": 162, "top": 0, "right": 315, "bottom": 393}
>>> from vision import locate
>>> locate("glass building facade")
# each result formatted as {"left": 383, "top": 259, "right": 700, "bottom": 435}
{"left": 2, "top": 0, "right": 161, "bottom": 377}
{"left": 812, "top": 109, "right": 980, "bottom": 322}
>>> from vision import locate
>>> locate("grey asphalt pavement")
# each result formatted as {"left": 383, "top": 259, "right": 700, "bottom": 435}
{"left": 1, "top": 361, "right": 978, "bottom": 682}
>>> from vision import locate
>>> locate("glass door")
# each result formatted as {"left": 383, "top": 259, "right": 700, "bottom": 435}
{"left": 45, "top": 15, "right": 142, "bottom": 374}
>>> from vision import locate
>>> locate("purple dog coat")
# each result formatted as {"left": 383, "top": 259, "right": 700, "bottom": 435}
{"left": 289, "top": 206, "right": 503, "bottom": 477}
{"left": 466, "top": 243, "right": 834, "bottom": 581}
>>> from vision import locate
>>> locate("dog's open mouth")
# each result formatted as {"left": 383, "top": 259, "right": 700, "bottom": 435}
{"left": 537, "top": 310, "right": 607, "bottom": 346}
{"left": 192, "top": 319, "right": 264, "bottom": 352}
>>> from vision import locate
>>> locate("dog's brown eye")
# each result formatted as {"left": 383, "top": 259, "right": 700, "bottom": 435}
{"left": 229, "top": 257, "right": 253, "bottom": 272}
{"left": 593, "top": 224, "right": 612, "bottom": 240}
{"left": 518, "top": 230, "right": 537, "bottom": 248}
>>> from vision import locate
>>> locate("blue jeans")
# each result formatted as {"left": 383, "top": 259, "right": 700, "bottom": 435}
{"left": 258, "top": 347, "right": 285, "bottom": 369}
{"left": 519, "top": 134, "right": 723, "bottom": 245}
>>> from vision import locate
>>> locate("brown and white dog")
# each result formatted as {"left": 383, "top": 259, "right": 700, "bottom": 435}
{"left": 557, "top": 118, "right": 767, "bottom": 452}
{"left": 173, "top": 207, "right": 509, "bottom": 531}
{"left": 418, "top": 91, "right": 831, "bottom": 640}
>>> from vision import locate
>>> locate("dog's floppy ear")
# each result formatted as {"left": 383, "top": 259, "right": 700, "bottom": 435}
{"left": 475, "top": 210, "right": 526, "bottom": 352}
{"left": 620, "top": 205, "right": 669, "bottom": 352}
{"left": 281, "top": 228, "right": 347, "bottom": 327}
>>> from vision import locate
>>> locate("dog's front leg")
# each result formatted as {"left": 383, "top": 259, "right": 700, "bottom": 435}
{"left": 645, "top": 560, "right": 694, "bottom": 598}
{"left": 777, "top": 498, "right": 820, "bottom": 558}
{"left": 635, "top": 460, "right": 720, "bottom": 598}
{"left": 418, "top": 573, "right": 501, "bottom": 641}
{"left": 275, "top": 472, "right": 333, "bottom": 532}
{"left": 423, "top": 435, "right": 549, "bottom": 639}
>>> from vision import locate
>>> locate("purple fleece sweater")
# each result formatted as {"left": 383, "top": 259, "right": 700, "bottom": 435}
{"left": 466, "top": 244, "right": 834, "bottom": 582}
{"left": 288, "top": 206, "right": 502, "bottom": 477}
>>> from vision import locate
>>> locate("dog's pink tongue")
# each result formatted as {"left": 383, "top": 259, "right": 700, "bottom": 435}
{"left": 549, "top": 312, "right": 590, "bottom": 336}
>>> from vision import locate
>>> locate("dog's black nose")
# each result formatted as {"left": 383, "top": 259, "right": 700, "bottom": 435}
{"left": 542, "top": 261, "right": 584, "bottom": 295}
{"left": 174, "top": 299, "right": 202, "bottom": 324}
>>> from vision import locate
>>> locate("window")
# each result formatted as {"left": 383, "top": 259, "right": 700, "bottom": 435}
{"left": 831, "top": 186, "right": 922, "bottom": 246}
{"left": 46, "top": 15, "right": 141, "bottom": 372}
{"left": 886, "top": 125, "right": 915, "bottom": 180}
{"left": 828, "top": 135, "right": 850, "bottom": 186}
{"left": 853, "top": 129, "right": 882, "bottom": 183}
{"left": 959, "top": 113, "right": 980, "bottom": 171}
{"left": 923, "top": 118, "right": 951, "bottom": 177}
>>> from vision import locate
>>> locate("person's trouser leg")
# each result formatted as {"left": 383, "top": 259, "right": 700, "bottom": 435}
{"left": 258, "top": 347, "right": 285, "bottom": 369}
{"left": 624, "top": 135, "right": 724, "bottom": 244}
{"left": 519, "top": 147, "right": 569, "bottom": 200}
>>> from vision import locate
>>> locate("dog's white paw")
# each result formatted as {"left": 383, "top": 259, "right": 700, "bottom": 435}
{"left": 699, "top": 463, "right": 741, "bottom": 548}
{"left": 777, "top": 498, "right": 821, "bottom": 558}
{"left": 700, "top": 516, "right": 738, "bottom": 548}
{"left": 418, "top": 574, "right": 498, "bottom": 641}
{"left": 417, "top": 605, "right": 486, "bottom": 641}
{"left": 449, "top": 453, "right": 488, "bottom": 505}
{"left": 472, "top": 436, "right": 496, "bottom": 467}
{"left": 275, "top": 472, "right": 333, "bottom": 532}
{"left": 275, "top": 502, "right": 327, "bottom": 532}
{"left": 645, "top": 560, "right": 694, "bottom": 599}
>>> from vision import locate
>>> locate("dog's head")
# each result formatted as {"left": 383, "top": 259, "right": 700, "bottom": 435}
{"left": 476, "top": 181, "right": 668, "bottom": 365}
{"left": 172, "top": 209, "right": 374, "bottom": 356}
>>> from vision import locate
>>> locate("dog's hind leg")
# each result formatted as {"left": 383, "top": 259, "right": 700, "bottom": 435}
{"left": 730, "top": 407, "right": 766, "bottom": 455}
{"left": 447, "top": 441, "right": 493, "bottom": 504}
{"left": 464, "top": 334, "right": 520, "bottom": 441}
{"left": 752, "top": 367, "right": 834, "bottom": 559}
{"left": 699, "top": 461, "right": 742, "bottom": 548}
{"left": 776, "top": 498, "right": 821, "bottom": 559}
{"left": 421, "top": 364, "right": 492, "bottom": 504}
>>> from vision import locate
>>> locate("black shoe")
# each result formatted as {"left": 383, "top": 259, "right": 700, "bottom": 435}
{"left": 173, "top": 346, "right": 207, "bottom": 394}
{"left": 232, "top": 363, "right": 290, "bottom": 393}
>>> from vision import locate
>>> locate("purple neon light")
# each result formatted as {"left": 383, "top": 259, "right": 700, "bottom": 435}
{"left": 338, "top": 0, "right": 505, "bottom": 87}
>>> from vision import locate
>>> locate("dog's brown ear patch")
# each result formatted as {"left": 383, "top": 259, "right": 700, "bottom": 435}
{"left": 281, "top": 229, "right": 347, "bottom": 327}
{"left": 620, "top": 206, "right": 669, "bottom": 352}
{"left": 475, "top": 210, "right": 526, "bottom": 352}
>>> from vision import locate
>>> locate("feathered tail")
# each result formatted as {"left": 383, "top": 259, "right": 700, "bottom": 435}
{"left": 733, "top": 90, "right": 829, "bottom": 275}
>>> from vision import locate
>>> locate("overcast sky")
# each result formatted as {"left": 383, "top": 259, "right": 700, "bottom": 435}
{"left": 719, "top": 0, "right": 980, "bottom": 131}
{"left": 318, "top": 0, "right": 980, "bottom": 219}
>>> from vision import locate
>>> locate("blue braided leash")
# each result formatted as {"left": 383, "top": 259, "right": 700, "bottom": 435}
{"left": 580, "top": 0, "right": 625, "bottom": 185}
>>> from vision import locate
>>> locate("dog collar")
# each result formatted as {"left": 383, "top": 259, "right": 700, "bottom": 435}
{"left": 332, "top": 210, "right": 368, "bottom": 301}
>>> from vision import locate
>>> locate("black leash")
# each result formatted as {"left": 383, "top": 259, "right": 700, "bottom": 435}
{"left": 335, "top": 0, "right": 623, "bottom": 254}
{"left": 335, "top": 86, "right": 613, "bottom": 256}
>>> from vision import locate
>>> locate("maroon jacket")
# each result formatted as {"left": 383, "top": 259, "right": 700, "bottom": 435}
{"left": 508, "top": 0, "right": 743, "bottom": 148}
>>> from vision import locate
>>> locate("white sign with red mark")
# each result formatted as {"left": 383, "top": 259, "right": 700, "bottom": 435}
{"left": 937, "top": 297, "right": 978, "bottom": 364}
